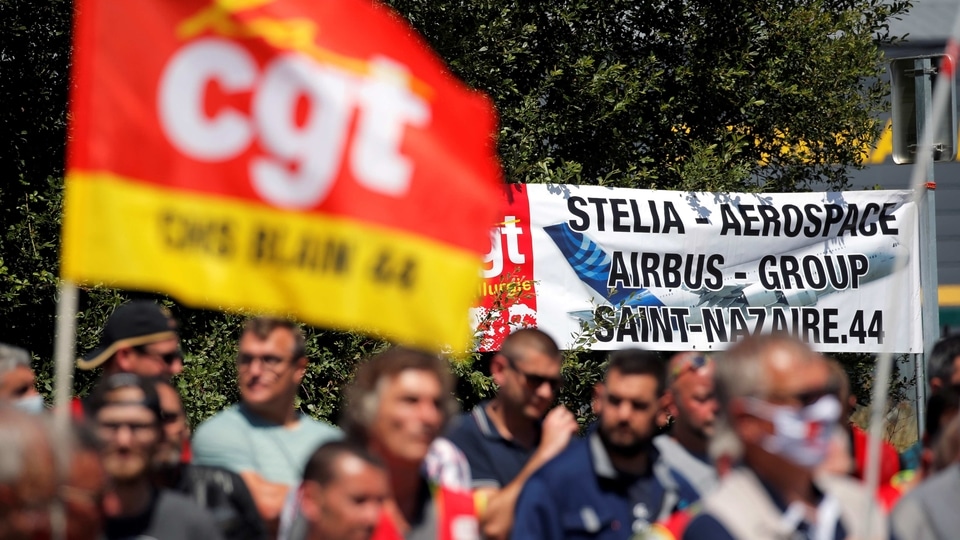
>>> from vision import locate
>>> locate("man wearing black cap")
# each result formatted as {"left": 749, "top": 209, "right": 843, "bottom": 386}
{"left": 89, "top": 373, "right": 222, "bottom": 540}
{"left": 77, "top": 300, "right": 183, "bottom": 380}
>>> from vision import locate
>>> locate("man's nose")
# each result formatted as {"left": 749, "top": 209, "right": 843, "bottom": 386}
{"left": 417, "top": 401, "right": 442, "bottom": 428}
{"left": 114, "top": 425, "right": 134, "bottom": 446}
{"left": 535, "top": 380, "right": 554, "bottom": 400}
{"left": 361, "top": 501, "right": 384, "bottom": 526}
{"left": 168, "top": 358, "right": 184, "bottom": 377}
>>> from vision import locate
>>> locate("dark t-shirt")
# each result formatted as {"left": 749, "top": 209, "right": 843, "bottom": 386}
{"left": 104, "top": 489, "right": 224, "bottom": 540}
{"left": 445, "top": 401, "right": 538, "bottom": 489}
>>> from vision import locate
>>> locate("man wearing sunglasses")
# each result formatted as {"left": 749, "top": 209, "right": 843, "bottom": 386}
{"left": 446, "top": 328, "right": 577, "bottom": 540}
{"left": 654, "top": 352, "right": 719, "bottom": 500}
{"left": 192, "top": 317, "right": 341, "bottom": 535}
{"left": 76, "top": 300, "right": 184, "bottom": 380}
{"left": 684, "top": 334, "right": 888, "bottom": 540}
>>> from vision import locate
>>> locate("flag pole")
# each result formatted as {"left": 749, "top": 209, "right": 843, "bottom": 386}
{"left": 864, "top": 9, "right": 960, "bottom": 535}
{"left": 52, "top": 280, "right": 78, "bottom": 431}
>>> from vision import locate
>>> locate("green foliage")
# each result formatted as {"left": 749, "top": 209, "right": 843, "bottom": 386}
{"left": 2, "top": 0, "right": 911, "bottom": 427}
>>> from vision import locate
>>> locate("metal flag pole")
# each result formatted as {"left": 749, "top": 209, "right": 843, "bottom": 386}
{"left": 52, "top": 280, "right": 78, "bottom": 431}
{"left": 864, "top": 9, "right": 960, "bottom": 535}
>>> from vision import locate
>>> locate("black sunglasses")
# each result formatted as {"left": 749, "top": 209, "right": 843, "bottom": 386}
{"left": 502, "top": 353, "right": 563, "bottom": 392}
{"left": 133, "top": 345, "right": 182, "bottom": 365}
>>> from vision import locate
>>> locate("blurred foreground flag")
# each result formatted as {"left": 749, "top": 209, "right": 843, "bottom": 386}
{"left": 61, "top": 0, "right": 503, "bottom": 351}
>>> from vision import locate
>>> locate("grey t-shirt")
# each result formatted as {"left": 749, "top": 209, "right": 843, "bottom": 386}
{"left": 192, "top": 404, "right": 342, "bottom": 486}
{"left": 104, "top": 489, "right": 223, "bottom": 540}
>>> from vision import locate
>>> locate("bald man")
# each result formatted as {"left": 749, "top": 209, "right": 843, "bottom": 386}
{"left": 654, "top": 352, "right": 719, "bottom": 499}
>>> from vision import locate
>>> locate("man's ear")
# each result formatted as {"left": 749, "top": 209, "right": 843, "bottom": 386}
{"left": 931, "top": 377, "right": 944, "bottom": 394}
{"left": 299, "top": 483, "right": 320, "bottom": 522}
{"left": 592, "top": 383, "right": 604, "bottom": 415}
{"left": 114, "top": 347, "right": 136, "bottom": 372}
{"left": 490, "top": 353, "right": 508, "bottom": 386}
{"left": 658, "top": 392, "right": 675, "bottom": 428}
{"left": 294, "top": 356, "right": 308, "bottom": 384}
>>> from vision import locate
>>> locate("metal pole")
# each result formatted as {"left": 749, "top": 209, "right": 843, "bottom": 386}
{"left": 915, "top": 56, "right": 940, "bottom": 438}
{"left": 53, "top": 280, "right": 78, "bottom": 432}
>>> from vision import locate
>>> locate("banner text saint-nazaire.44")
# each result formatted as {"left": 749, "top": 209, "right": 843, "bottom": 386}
{"left": 474, "top": 185, "right": 920, "bottom": 354}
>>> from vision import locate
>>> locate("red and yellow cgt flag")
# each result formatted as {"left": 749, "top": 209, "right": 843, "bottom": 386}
{"left": 62, "top": 0, "right": 504, "bottom": 351}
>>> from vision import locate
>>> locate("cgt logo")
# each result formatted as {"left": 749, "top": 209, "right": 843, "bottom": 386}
{"left": 158, "top": 37, "right": 429, "bottom": 209}
{"left": 483, "top": 216, "right": 526, "bottom": 278}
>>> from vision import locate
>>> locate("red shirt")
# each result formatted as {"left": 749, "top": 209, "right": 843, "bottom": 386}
{"left": 851, "top": 425, "right": 900, "bottom": 486}
{"left": 371, "top": 486, "right": 477, "bottom": 540}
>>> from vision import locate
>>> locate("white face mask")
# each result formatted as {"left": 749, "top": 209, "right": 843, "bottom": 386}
{"left": 743, "top": 394, "right": 841, "bottom": 468}
{"left": 13, "top": 394, "right": 45, "bottom": 415}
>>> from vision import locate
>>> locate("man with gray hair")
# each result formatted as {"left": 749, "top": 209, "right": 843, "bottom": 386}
{"left": 0, "top": 343, "right": 44, "bottom": 414}
{"left": 342, "top": 346, "right": 478, "bottom": 539}
{"left": 0, "top": 405, "right": 59, "bottom": 539}
{"left": 683, "top": 334, "right": 886, "bottom": 540}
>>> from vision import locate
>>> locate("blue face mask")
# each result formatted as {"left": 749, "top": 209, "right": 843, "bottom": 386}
{"left": 13, "top": 394, "right": 45, "bottom": 415}
{"left": 743, "top": 394, "right": 841, "bottom": 468}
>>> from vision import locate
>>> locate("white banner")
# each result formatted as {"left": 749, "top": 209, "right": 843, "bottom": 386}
{"left": 473, "top": 184, "right": 922, "bottom": 353}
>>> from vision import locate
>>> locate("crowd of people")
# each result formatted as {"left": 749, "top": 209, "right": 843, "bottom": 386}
{"left": 1, "top": 299, "right": 960, "bottom": 539}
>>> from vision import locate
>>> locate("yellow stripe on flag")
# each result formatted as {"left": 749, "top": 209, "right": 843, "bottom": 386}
{"left": 61, "top": 172, "right": 482, "bottom": 351}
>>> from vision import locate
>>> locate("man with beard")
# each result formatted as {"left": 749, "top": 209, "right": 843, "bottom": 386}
{"left": 683, "top": 334, "right": 886, "bottom": 539}
{"left": 446, "top": 328, "right": 578, "bottom": 540}
{"left": 89, "top": 373, "right": 222, "bottom": 540}
{"left": 512, "top": 349, "right": 697, "bottom": 540}
{"left": 655, "top": 352, "right": 719, "bottom": 499}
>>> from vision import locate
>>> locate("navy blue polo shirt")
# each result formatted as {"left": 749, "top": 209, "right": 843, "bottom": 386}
{"left": 445, "top": 401, "right": 538, "bottom": 489}
{"left": 512, "top": 432, "right": 698, "bottom": 540}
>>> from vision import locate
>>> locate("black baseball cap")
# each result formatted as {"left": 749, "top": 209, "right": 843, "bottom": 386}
{"left": 77, "top": 301, "right": 178, "bottom": 370}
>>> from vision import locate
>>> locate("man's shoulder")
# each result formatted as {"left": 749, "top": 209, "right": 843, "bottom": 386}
{"left": 446, "top": 408, "right": 481, "bottom": 437}
{"left": 156, "top": 489, "right": 218, "bottom": 523}
{"left": 682, "top": 513, "right": 735, "bottom": 540}
{"left": 529, "top": 437, "right": 590, "bottom": 485}
{"left": 194, "top": 404, "right": 244, "bottom": 433}
{"left": 298, "top": 414, "right": 342, "bottom": 440}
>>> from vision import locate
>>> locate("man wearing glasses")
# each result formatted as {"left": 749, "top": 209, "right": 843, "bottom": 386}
{"left": 89, "top": 373, "right": 221, "bottom": 539}
{"left": 76, "top": 300, "right": 184, "bottom": 380}
{"left": 446, "top": 328, "right": 578, "bottom": 540}
{"left": 654, "top": 352, "right": 719, "bottom": 499}
{"left": 191, "top": 317, "right": 341, "bottom": 535}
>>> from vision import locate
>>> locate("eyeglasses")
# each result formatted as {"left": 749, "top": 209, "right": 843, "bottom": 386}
{"left": 134, "top": 346, "right": 182, "bottom": 366}
{"left": 236, "top": 352, "right": 288, "bottom": 369}
{"left": 97, "top": 420, "right": 158, "bottom": 437}
{"left": 671, "top": 354, "right": 712, "bottom": 380}
{"left": 503, "top": 353, "right": 563, "bottom": 392}
{"left": 160, "top": 409, "right": 182, "bottom": 425}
